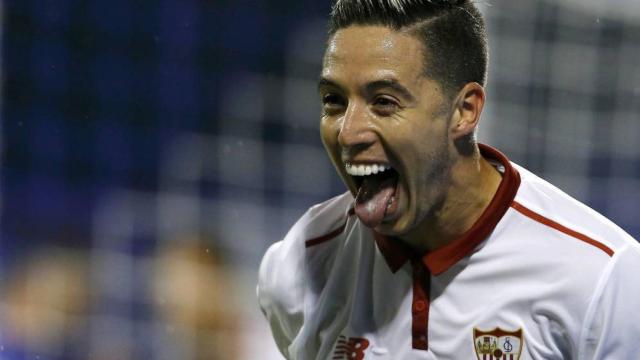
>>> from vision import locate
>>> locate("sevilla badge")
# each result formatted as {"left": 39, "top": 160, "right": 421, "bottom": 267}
{"left": 473, "top": 327, "right": 523, "bottom": 360}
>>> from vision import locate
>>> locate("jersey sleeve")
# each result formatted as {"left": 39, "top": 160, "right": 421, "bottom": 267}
{"left": 257, "top": 237, "right": 306, "bottom": 359}
{"left": 579, "top": 243, "right": 640, "bottom": 359}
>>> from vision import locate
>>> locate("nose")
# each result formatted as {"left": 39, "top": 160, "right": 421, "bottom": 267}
{"left": 337, "top": 101, "right": 376, "bottom": 150}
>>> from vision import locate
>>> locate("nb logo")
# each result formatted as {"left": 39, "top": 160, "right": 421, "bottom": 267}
{"left": 332, "top": 336, "right": 370, "bottom": 360}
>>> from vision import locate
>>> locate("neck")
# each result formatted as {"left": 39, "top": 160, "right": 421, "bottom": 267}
{"left": 401, "top": 149, "right": 502, "bottom": 253}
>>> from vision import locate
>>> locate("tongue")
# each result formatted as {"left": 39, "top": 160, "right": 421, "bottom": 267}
{"left": 354, "top": 176, "right": 397, "bottom": 228}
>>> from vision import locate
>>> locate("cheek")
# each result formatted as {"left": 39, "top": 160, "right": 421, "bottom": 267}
{"left": 319, "top": 120, "right": 333, "bottom": 142}
{"left": 320, "top": 117, "right": 340, "bottom": 149}
{"left": 320, "top": 117, "right": 358, "bottom": 193}
{"left": 387, "top": 124, "right": 450, "bottom": 184}
{"left": 320, "top": 119, "right": 343, "bottom": 165}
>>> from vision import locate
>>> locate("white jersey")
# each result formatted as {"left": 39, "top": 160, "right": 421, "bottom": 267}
{"left": 257, "top": 145, "right": 640, "bottom": 360}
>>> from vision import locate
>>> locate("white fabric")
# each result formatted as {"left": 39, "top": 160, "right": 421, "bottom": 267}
{"left": 257, "top": 163, "right": 640, "bottom": 359}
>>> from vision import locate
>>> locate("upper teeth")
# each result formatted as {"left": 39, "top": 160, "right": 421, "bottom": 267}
{"left": 345, "top": 163, "right": 391, "bottom": 176}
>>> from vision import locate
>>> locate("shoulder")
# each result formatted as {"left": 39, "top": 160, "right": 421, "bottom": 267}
{"left": 256, "top": 192, "right": 354, "bottom": 351}
{"left": 258, "top": 190, "right": 354, "bottom": 297}
{"left": 487, "top": 163, "right": 639, "bottom": 307}
{"left": 490, "top": 164, "right": 640, "bottom": 346}
{"left": 509, "top": 163, "right": 637, "bottom": 257}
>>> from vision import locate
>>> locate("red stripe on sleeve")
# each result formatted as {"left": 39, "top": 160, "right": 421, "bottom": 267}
{"left": 511, "top": 201, "right": 614, "bottom": 257}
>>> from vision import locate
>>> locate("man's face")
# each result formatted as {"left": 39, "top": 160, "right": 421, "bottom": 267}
{"left": 319, "top": 25, "right": 455, "bottom": 237}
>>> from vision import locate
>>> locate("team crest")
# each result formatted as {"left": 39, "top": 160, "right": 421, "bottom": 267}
{"left": 473, "top": 327, "right": 523, "bottom": 360}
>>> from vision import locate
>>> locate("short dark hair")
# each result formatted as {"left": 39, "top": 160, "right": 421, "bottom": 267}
{"left": 328, "top": 0, "right": 488, "bottom": 97}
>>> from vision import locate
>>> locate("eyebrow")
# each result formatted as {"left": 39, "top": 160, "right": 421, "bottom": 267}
{"left": 317, "top": 77, "right": 416, "bottom": 102}
{"left": 365, "top": 79, "right": 416, "bottom": 102}
{"left": 317, "top": 77, "right": 340, "bottom": 92}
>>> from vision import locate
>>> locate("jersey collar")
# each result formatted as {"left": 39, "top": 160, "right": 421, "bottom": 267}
{"left": 373, "top": 144, "right": 521, "bottom": 275}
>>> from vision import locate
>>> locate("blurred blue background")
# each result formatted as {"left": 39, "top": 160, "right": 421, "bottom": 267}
{"left": 0, "top": 0, "right": 639, "bottom": 359}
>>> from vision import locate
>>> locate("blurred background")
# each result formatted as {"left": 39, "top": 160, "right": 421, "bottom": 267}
{"left": 0, "top": 0, "right": 638, "bottom": 359}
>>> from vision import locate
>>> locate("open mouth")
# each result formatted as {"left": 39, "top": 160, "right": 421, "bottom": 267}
{"left": 345, "top": 162, "right": 399, "bottom": 228}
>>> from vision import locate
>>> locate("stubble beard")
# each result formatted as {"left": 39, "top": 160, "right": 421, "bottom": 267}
{"left": 412, "top": 134, "right": 454, "bottom": 231}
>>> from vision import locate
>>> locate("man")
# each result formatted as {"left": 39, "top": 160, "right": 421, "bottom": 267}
{"left": 257, "top": 0, "right": 640, "bottom": 359}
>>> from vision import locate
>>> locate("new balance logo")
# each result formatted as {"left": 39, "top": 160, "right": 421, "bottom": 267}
{"left": 332, "top": 336, "right": 370, "bottom": 360}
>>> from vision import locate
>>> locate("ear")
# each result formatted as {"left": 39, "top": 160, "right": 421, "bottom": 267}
{"left": 450, "top": 82, "right": 485, "bottom": 139}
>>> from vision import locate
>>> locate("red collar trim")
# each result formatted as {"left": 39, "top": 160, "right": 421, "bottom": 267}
{"left": 374, "top": 144, "right": 521, "bottom": 275}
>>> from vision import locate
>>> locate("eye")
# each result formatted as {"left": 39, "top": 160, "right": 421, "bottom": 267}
{"left": 321, "top": 93, "right": 346, "bottom": 113}
{"left": 372, "top": 96, "right": 400, "bottom": 114}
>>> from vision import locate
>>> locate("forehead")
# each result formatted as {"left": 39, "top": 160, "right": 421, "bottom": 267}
{"left": 322, "top": 25, "right": 425, "bottom": 81}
